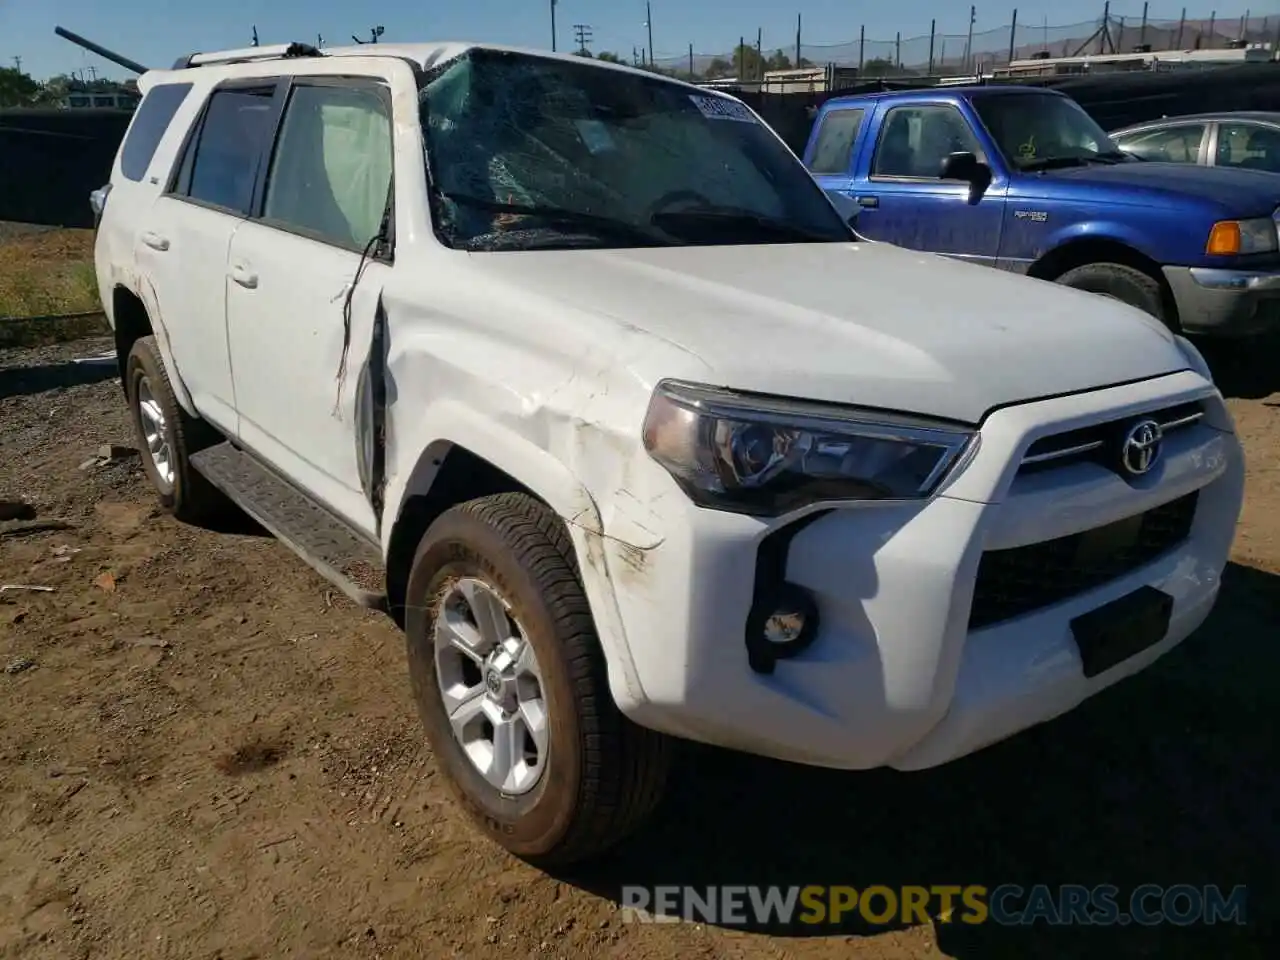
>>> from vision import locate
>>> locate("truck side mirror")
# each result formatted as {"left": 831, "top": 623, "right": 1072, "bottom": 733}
{"left": 939, "top": 151, "right": 993, "bottom": 200}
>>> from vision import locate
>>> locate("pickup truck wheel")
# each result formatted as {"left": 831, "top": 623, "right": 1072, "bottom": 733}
{"left": 1055, "top": 262, "right": 1168, "bottom": 326}
{"left": 125, "top": 336, "right": 225, "bottom": 523}
{"left": 404, "top": 492, "right": 670, "bottom": 866}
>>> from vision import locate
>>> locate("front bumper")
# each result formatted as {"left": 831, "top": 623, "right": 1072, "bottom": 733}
{"left": 1163, "top": 265, "right": 1280, "bottom": 337}
{"left": 600, "top": 371, "right": 1244, "bottom": 771}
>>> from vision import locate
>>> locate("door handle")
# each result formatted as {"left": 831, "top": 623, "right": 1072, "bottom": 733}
{"left": 141, "top": 231, "right": 170, "bottom": 251}
{"left": 229, "top": 263, "right": 258, "bottom": 289}
{"left": 855, "top": 195, "right": 879, "bottom": 208}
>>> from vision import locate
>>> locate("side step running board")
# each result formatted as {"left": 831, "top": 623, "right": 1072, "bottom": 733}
{"left": 190, "top": 442, "right": 387, "bottom": 611}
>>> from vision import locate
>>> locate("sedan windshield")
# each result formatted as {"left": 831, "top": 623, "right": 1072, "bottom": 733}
{"left": 972, "top": 92, "right": 1130, "bottom": 171}
{"left": 419, "top": 49, "right": 854, "bottom": 251}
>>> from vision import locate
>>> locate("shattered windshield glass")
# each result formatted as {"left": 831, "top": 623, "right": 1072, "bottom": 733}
{"left": 419, "top": 49, "right": 854, "bottom": 252}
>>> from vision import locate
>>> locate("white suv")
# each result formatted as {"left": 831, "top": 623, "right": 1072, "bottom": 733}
{"left": 93, "top": 40, "right": 1245, "bottom": 865}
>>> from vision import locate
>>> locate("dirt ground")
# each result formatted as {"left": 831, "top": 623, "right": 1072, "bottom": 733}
{"left": 1, "top": 330, "right": 1277, "bottom": 960}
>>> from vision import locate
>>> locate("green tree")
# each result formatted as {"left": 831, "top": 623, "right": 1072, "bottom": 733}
{"left": 731, "top": 44, "right": 764, "bottom": 79}
{"left": 0, "top": 66, "right": 39, "bottom": 107}
{"left": 704, "top": 57, "right": 732, "bottom": 78}
{"left": 596, "top": 51, "right": 623, "bottom": 63}
{"left": 861, "top": 57, "right": 899, "bottom": 77}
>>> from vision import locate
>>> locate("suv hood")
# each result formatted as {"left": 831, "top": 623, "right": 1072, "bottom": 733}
{"left": 1040, "top": 161, "right": 1280, "bottom": 213}
{"left": 468, "top": 241, "right": 1190, "bottom": 424}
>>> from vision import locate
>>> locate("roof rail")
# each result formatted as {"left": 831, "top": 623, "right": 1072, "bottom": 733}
{"left": 171, "top": 42, "right": 323, "bottom": 70}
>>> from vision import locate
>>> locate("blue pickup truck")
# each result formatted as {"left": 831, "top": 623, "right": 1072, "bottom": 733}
{"left": 802, "top": 85, "right": 1280, "bottom": 337}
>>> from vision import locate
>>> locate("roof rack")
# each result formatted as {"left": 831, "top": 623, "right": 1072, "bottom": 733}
{"left": 171, "top": 42, "right": 323, "bottom": 70}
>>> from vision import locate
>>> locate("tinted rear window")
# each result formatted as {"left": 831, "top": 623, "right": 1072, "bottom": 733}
{"left": 120, "top": 83, "right": 193, "bottom": 182}
{"left": 185, "top": 87, "right": 277, "bottom": 215}
{"left": 808, "top": 108, "right": 865, "bottom": 175}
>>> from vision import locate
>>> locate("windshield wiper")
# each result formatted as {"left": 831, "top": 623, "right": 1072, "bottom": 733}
{"left": 438, "top": 193, "right": 670, "bottom": 247}
{"left": 1020, "top": 152, "right": 1129, "bottom": 172}
{"left": 650, "top": 206, "right": 848, "bottom": 243}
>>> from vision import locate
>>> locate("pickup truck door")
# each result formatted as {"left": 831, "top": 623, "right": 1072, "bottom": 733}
{"left": 223, "top": 75, "right": 395, "bottom": 536}
{"left": 847, "top": 101, "right": 1006, "bottom": 265}
{"left": 804, "top": 105, "right": 870, "bottom": 209}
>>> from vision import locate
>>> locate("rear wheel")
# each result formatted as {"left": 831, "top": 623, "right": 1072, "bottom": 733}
{"left": 125, "top": 336, "right": 226, "bottom": 523}
{"left": 1055, "top": 262, "right": 1169, "bottom": 327}
{"left": 404, "top": 492, "right": 671, "bottom": 866}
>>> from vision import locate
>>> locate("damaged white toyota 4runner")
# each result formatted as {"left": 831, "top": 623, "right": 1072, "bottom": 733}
{"left": 94, "top": 41, "right": 1244, "bottom": 865}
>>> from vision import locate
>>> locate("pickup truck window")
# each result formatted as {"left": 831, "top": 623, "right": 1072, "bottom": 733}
{"left": 808, "top": 108, "right": 865, "bottom": 175}
{"left": 1117, "top": 124, "right": 1206, "bottom": 163}
{"left": 419, "top": 48, "right": 852, "bottom": 251}
{"left": 871, "top": 104, "right": 982, "bottom": 180}
{"left": 262, "top": 83, "right": 393, "bottom": 250}
{"left": 971, "top": 92, "right": 1128, "bottom": 172}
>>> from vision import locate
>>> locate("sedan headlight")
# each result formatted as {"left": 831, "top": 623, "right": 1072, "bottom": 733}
{"left": 641, "top": 380, "right": 976, "bottom": 516}
{"left": 1205, "top": 218, "right": 1279, "bottom": 256}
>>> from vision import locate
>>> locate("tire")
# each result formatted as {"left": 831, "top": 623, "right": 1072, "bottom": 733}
{"left": 125, "top": 336, "right": 226, "bottom": 523}
{"left": 404, "top": 492, "right": 670, "bottom": 866}
{"left": 1055, "top": 261, "right": 1170, "bottom": 327}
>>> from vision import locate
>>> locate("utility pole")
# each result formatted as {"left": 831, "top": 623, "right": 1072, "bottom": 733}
{"left": 550, "top": 0, "right": 558, "bottom": 52}
{"left": 252, "top": 25, "right": 259, "bottom": 47}
{"left": 964, "top": 6, "right": 976, "bottom": 73}
{"left": 87, "top": 65, "right": 98, "bottom": 82}
{"left": 1176, "top": 7, "right": 1186, "bottom": 47}
{"left": 756, "top": 27, "right": 762, "bottom": 80}
{"left": 895, "top": 32, "right": 901, "bottom": 70}
{"left": 1140, "top": 2, "right": 1149, "bottom": 48}
{"left": 12, "top": 56, "right": 21, "bottom": 73}
{"left": 1008, "top": 9, "right": 1018, "bottom": 64}
{"left": 688, "top": 42, "right": 694, "bottom": 77}
{"left": 795, "top": 13, "right": 802, "bottom": 67}
{"left": 573, "top": 23, "right": 592, "bottom": 56}
{"left": 646, "top": 2, "right": 655, "bottom": 67}
{"left": 928, "top": 20, "right": 936, "bottom": 74}
{"left": 858, "top": 24, "right": 865, "bottom": 73}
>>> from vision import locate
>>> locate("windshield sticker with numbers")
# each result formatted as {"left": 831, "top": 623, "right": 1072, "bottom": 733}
{"left": 689, "top": 95, "right": 757, "bottom": 123}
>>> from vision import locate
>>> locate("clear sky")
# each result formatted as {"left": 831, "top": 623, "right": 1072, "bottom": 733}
{"left": 1, "top": 0, "right": 1260, "bottom": 81}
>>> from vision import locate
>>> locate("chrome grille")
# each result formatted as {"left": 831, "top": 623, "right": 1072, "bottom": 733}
{"left": 1018, "top": 401, "right": 1205, "bottom": 474}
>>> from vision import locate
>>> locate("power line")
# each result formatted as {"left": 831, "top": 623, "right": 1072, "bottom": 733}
{"left": 573, "top": 23, "right": 593, "bottom": 55}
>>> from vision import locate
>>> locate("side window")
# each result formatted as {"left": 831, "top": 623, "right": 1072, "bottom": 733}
{"left": 261, "top": 83, "right": 393, "bottom": 250}
{"left": 1216, "top": 123, "right": 1280, "bottom": 172}
{"left": 1117, "top": 125, "right": 1205, "bottom": 163}
{"left": 120, "top": 83, "right": 193, "bottom": 182}
{"left": 181, "top": 86, "right": 278, "bottom": 215}
{"left": 872, "top": 105, "right": 982, "bottom": 179}
{"left": 807, "top": 108, "right": 865, "bottom": 175}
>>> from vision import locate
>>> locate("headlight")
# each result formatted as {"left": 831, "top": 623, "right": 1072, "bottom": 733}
{"left": 641, "top": 380, "right": 976, "bottom": 516}
{"left": 1205, "top": 218, "right": 1279, "bottom": 256}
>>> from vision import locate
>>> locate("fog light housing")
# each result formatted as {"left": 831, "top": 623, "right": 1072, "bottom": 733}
{"left": 746, "top": 583, "right": 819, "bottom": 674}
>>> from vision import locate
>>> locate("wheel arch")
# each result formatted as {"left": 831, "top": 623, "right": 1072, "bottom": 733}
{"left": 111, "top": 282, "right": 199, "bottom": 416}
{"left": 1027, "top": 237, "right": 1180, "bottom": 330}
{"left": 381, "top": 412, "right": 647, "bottom": 713}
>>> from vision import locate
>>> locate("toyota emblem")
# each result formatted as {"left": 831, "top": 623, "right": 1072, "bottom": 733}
{"left": 1120, "top": 419, "right": 1163, "bottom": 476}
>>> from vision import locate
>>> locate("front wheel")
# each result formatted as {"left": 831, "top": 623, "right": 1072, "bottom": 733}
{"left": 1055, "top": 262, "right": 1170, "bottom": 328}
{"left": 404, "top": 492, "right": 670, "bottom": 866}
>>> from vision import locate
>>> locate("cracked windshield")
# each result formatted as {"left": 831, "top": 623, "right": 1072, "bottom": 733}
{"left": 420, "top": 49, "right": 853, "bottom": 251}
{"left": 972, "top": 92, "right": 1131, "bottom": 172}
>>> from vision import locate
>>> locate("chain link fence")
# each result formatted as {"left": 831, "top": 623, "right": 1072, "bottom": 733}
{"left": 649, "top": 10, "right": 1277, "bottom": 78}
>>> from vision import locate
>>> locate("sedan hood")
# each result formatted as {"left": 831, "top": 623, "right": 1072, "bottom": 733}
{"left": 467, "top": 241, "right": 1190, "bottom": 424}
